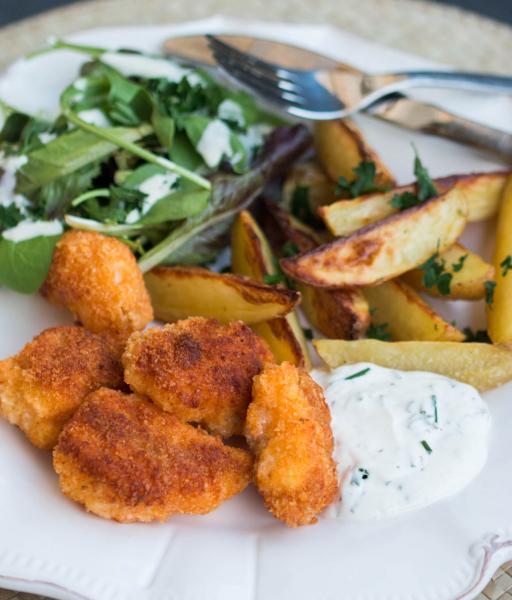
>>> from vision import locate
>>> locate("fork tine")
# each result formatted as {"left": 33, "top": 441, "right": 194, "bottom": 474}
{"left": 207, "top": 35, "right": 298, "bottom": 84}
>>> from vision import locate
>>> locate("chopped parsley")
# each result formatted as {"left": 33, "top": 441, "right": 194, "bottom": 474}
{"left": 290, "top": 186, "right": 321, "bottom": 228}
{"left": 500, "top": 255, "right": 512, "bottom": 277}
{"left": 350, "top": 467, "right": 370, "bottom": 486}
{"left": 366, "top": 321, "right": 391, "bottom": 341}
{"left": 263, "top": 273, "right": 286, "bottom": 285}
{"left": 452, "top": 254, "right": 468, "bottom": 273}
{"left": 463, "top": 327, "right": 491, "bottom": 343}
{"left": 302, "top": 327, "right": 314, "bottom": 340}
{"left": 484, "top": 280, "right": 497, "bottom": 306}
{"left": 345, "top": 367, "right": 371, "bottom": 380}
{"left": 281, "top": 240, "right": 299, "bottom": 257}
{"left": 336, "top": 161, "right": 391, "bottom": 198}
{"left": 419, "top": 253, "right": 453, "bottom": 296}
{"left": 420, "top": 440, "right": 433, "bottom": 454}
{"left": 390, "top": 151, "right": 437, "bottom": 211}
{"left": 431, "top": 395, "right": 438, "bottom": 425}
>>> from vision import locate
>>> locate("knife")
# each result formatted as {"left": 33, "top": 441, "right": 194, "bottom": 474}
{"left": 162, "top": 35, "right": 512, "bottom": 162}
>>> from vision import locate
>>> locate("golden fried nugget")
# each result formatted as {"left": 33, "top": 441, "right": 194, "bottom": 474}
{"left": 41, "top": 231, "right": 153, "bottom": 344}
{"left": 0, "top": 327, "right": 123, "bottom": 449}
{"left": 123, "top": 317, "right": 274, "bottom": 437}
{"left": 53, "top": 388, "right": 253, "bottom": 522}
{"left": 245, "top": 362, "right": 337, "bottom": 527}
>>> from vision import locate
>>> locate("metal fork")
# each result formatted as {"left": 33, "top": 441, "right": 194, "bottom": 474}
{"left": 207, "top": 35, "right": 512, "bottom": 121}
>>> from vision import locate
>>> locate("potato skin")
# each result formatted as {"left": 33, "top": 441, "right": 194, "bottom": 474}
{"left": 123, "top": 317, "right": 274, "bottom": 437}
{"left": 0, "top": 326, "right": 123, "bottom": 449}
{"left": 41, "top": 231, "right": 153, "bottom": 344}
{"left": 53, "top": 388, "right": 252, "bottom": 523}
{"left": 245, "top": 362, "right": 337, "bottom": 527}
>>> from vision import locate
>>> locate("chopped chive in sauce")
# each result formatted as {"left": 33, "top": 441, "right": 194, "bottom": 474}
{"left": 501, "top": 255, "right": 512, "bottom": 277}
{"left": 345, "top": 367, "right": 371, "bottom": 380}
{"left": 302, "top": 327, "right": 314, "bottom": 340}
{"left": 421, "top": 440, "right": 433, "bottom": 454}
{"left": 432, "top": 395, "right": 438, "bottom": 424}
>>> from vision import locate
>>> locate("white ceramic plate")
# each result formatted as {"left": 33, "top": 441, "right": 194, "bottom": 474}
{"left": 1, "top": 16, "right": 512, "bottom": 600}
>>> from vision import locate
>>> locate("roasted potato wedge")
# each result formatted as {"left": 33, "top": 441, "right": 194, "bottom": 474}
{"left": 282, "top": 161, "right": 338, "bottom": 215}
{"left": 259, "top": 198, "right": 370, "bottom": 339}
{"left": 314, "top": 119, "right": 395, "bottom": 187}
{"left": 403, "top": 243, "right": 494, "bottom": 300}
{"left": 313, "top": 339, "right": 512, "bottom": 391}
{"left": 231, "top": 210, "right": 311, "bottom": 368}
{"left": 281, "top": 187, "right": 468, "bottom": 288}
{"left": 144, "top": 266, "right": 299, "bottom": 325}
{"left": 363, "top": 280, "right": 465, "bottom": 341}
{"left": 320, "top": 172, "right": 508, "bottom": 236}
{"left": 488, "top": 175, "right": 512, "bottom": 343}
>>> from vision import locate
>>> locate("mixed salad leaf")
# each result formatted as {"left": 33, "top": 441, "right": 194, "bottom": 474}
{"left": 0, "top": 40, "right": 304, "bottom": 293}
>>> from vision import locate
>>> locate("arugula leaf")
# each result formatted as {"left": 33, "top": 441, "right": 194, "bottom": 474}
{"left": 0, "top": 204, "right": 24, "bottom": 231}
{"left": 336, "top": 161, "right": 391, "bottom": 198}
{"left": 0, "top": 234, "right": 61, "bottom": 293}
{"left": 16, "top": 125, "right": 150, "bottom": 196}
{"left": 151, "top": 108, "right": 175, "bottom": 153}
{"left": 168, "top": 132, "right": 203, "bottom": 172}
{"left": 463, "top": 327, "right": 491, "bottom": 343}
{"left": 138, "top": 125, "right": 311, "bottom": 271}
{"left": 452, "top": 254, "right": 468, "bottom": 273}
{"left": 366, "top": 322, "right": 391, "bottom": 341}
{"left": 500, "top": 255, "right": 512, "bottom": 277}
{"left": 138, "top": 189, "right": 209, "bottom": 225}
{"left": 419, "top": 253, "right": 452, "bottom": 295}
{"left": 78, "top": 185, "right": 145, "bottom": 223}
{"left": 485, "top": 280, "right": 497, "bottom": 305}
{"left": 123, "top": 163, "right": 166, "bottom": 188}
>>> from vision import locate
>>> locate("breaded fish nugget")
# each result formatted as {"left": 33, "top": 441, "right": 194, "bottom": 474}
{"left": 0, "top": 327, "right": 122, "bottom": 449}
{"left": 245, "top": 362, "right": 337, "bottom": 527}
{"left": 123, "top": 317, "right": 273, "bottom": 437}
{"left": 53, "top": 388, "right": 252, "bottom": 522}
{"left": 41, "top": 231, "right": 153, "bottom": 344}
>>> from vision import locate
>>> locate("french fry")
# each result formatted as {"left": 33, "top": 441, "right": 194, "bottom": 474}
{"left": 320, "top": 172, "right": 508, "bottom": 235}
{"left": 144, "top": 266, "right": 299, "bottom": 325}
{"left": 363, "top": 280, "right": 465, "bottom": 341}
{"left": 488, "top": 175, "right": 512, "bottom": 343}
{"left": 314, "top": 119, "right": 395, "bottom": 187}
{"left": 259, "top": 198, "right": 370, "bottom": 339}
{"left": 281, "top": 187, "right": 468, "bottom": 288}
{"left": 313, "top": 338, "right": 512, "bottom": 392}
{"left": 403, "top": 242, "right": 494, "bottom": 300}
{"left": 231, "top": 210, "right": 311, "bottom": 368}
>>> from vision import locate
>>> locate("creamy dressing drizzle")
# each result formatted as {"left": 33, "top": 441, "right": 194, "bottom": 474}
{"left": 101, "top": 52, "right": 190, "bottom": 83}
{"left": 196, "top": 119, "right": 233, "bottom": 168}
{"left": 77, "top": 109, "right": 111, "bottom": 128}
{"left": 138, "top": 172, "right": 179, "bottom": 215}
{"left": 2, "top": 219, "right": 63, "bottom": 242}
{"left": 0, "top": 153, "right": 29, "bottom": 211}
{"left": 311, "top": 363, "right": 491, "bottom": 521}
{"left": 218, "top": 99, "right": 245, "bottom": 127}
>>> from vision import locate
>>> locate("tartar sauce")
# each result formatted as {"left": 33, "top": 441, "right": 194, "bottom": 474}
{"left": 311, "top": 363, "right": 491, "bottom": 521}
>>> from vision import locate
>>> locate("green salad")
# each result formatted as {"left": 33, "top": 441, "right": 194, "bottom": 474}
{"left": 0, "top": 39, "right": 310, "bottom": 293}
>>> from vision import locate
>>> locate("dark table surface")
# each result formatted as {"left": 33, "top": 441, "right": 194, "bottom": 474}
{"left": 1, "top": 0, "right": 511, "bottom": 28}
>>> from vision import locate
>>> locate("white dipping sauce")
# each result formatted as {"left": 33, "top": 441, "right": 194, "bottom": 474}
{"left": 311, "top": 363, "right": 491, "bottom": 521}
{"left": 2, "top": 219, "right": 63, "bottom": 242}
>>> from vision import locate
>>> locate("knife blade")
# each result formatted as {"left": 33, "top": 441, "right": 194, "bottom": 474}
{"left": 162, "top": 35, "right": 512, "bottom": 162}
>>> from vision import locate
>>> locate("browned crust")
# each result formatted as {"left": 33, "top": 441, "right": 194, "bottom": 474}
{"left": 53, "top": 388, "right": 252, "bottom": 522}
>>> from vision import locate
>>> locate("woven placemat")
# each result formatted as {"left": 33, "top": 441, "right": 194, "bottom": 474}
{"left": 0, "top": 1, "right": 511, "bottom": 599}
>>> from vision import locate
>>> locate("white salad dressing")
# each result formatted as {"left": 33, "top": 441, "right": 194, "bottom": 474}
{"left": 101, "top": 52, "right": 190, "bottom": 83}
{"left": 138, "top": 172, "right": 179, "bottom": 215}
{"left": 0, "top": 153, "right": 29, "bottom": 211}
{"left": 77, "top": 109, "right": 111, "bottom": 128}
{"left": 38, "top": 132, "right": 57, "bottom": 144}
{"left": 2, "top": 219, "right": 63, "bottom": 242}
{"left": 196, "top": 119, "right": 233, "bottom": 168}
{"left": 311, "top": 363, "right": 491, "bottom": 521}
{"left": 239, "top": 123, "right": 273, "bottom": 153}
{"left": 218, "top": 99, "right": 245, "bottom": 127}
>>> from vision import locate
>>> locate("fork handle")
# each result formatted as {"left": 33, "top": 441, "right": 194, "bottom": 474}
{"left": 382, "top": 70, "right": 512, "bottom": 95}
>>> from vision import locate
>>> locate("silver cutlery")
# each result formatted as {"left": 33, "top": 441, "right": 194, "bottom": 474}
{"left": 162, "top": 34, "right": 512, "bottom": 161}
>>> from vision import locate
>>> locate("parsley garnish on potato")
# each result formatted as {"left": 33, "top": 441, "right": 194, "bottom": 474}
{"left": 500, "top": 255, "right": 512, "bottom": 276}
{"left": 336, "top": 161, "right": 391, "bottom": 198}
{"left": 485, "top": 280, "right": 497, "bottom": 305}
{"left": 391, "top": 152, "right": 438, "bottom": 211}
{"left": 419, "top": 253, "right": 453, "bottom": 296}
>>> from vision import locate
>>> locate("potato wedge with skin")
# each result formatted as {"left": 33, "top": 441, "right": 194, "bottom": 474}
{"left": 144, "top": 266, "right": 299, "bottom": 325}
{"left": 363, "top": 280, "right": 465, "bottom": 342}
{"left": 282, "top": 161, "right": 338, "bottom": 215}
{"left": 320, "top": 172, "right": 508, "bottom": 236}
{"left": 281, "top": 187, "right": 468, "bottom": 288}
{"left": 488, "top": 175, "right": 512, "bottom": 344}
{"left": 403, "top": 243, "right": 494, "bottom": 301}
{"left": 231, "top": 211, "right": 311, "bottom": 368}
{"left": 259, "top": 198, "right": 370, "bottom": 339}
{"left": 314, "top": 119, "right": 395, "bottom": 187}
{"left": 313, "top": 339, "right": 512, "bottom": 392}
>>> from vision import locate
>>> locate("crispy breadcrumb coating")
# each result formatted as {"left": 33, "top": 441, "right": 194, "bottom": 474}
{"left": 123, "top": 317, "right": 274, "bottom": 437}
{"left": 53, "top": 388, "right": 253, "bottom": 522}
{"left": 41, "top": 231, "right": 153, "bottom": 344}
{"left": 245, "top": 362, "right": 337, "bottom": 527}
{"left": 0, "top": 327, "right": 123, "bottom": 449}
